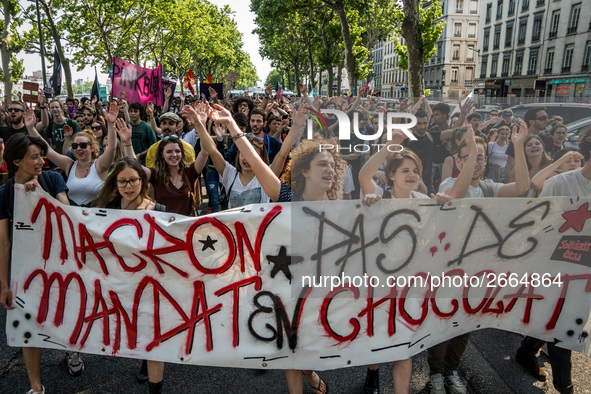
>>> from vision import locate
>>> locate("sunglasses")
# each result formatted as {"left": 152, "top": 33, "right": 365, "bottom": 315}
{"left": 91, "top": 126, "right": 102, "bottom": 131}
{"left": 72, "top": 142, "right": 90, "bottom": 149}
{"left": 244, "top": 134, "right": 263, "bottom": 143}
{"left": 116, "top": 178, "right": 141, "bottom": 188}
{"left": 7, "top": 108, "right": 23, "bottom": 113}
{"left": 536, "top": 116, "right": 548, "bottom": 121}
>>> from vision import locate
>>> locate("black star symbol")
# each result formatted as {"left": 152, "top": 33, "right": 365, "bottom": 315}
{"left": 199, "top": 235, "right": 217, "bottom": 251}
{"left": 266, "top": 246, "right": 303, "bottom": 282}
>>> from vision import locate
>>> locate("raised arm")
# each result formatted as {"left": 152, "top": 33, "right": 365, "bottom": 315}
{"left": 24, "top": 109, "right": 74, "bottom": 175}
{"left": 146, "top": 102, "right": 162, "bottom": 136}
{"left": 531, "top": 151, "right": 584, "bottom": 191}
{"left": 499, "top": 119, "right": 532, "bottom": 197}
{"left": 442, "top": 125, "right": 477, "bottom": 199}
{"left": 207, "top": 103, "right": 282, "bottom": 201}
{"left": 35, "top": 88, "right": 49, "bottom": 132}
{"left": 181, "top": 103, "right": 226, "bottom": 175}
{"left": 114, "top": 118, "right": 137, "bottom": 159}
{"left": 269, "top": 105, "right": 306, "bottom": 177}
{"left": 95, "top": 102, "right": 119, "bottom": 178}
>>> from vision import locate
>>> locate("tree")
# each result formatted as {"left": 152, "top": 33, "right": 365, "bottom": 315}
{"left": 393, "top": 0, "right": 445, "bottom": 97}
{"left": 1, "top": 0, "right": 25, "bottom": 99}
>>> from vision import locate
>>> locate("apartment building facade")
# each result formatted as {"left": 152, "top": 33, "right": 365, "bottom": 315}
{"left": 476, "top": 0, "right": 591, "bottom": 99}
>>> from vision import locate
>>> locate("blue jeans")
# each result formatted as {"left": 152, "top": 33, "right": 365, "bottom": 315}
{"left": 205, "top": 166, "right": 220, "bottom": 213}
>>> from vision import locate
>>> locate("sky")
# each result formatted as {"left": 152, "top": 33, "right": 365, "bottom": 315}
{"left": 19, "top": 0, "right": 272, "bottom": 87}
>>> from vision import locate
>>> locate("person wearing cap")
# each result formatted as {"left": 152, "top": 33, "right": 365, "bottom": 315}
{"left": 145, "top": 112, "right": 196, "bottom": 167}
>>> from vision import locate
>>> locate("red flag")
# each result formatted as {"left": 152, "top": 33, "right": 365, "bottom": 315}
{"left": 205, "top": 73, "right": 212, "bottom": 84}
{"left": 183, "top": 69, "right": 196, "bottom": 95}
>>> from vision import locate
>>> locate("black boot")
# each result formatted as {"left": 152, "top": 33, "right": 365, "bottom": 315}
{"left": 148, "top": 380, "right": 163, "bottom": 394}
{"left": 363, "top": 367, "right": 379, "bottom": 394}
{"left": 137, "top": 360, "right": 148, "bottom": 383}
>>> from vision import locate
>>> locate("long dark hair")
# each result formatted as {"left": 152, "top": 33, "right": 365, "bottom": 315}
{"left": 96, "top": 157, "right": 151, "bottom": 208}
{"left": 154, "top": 136, "right": 188, "bottom": 185}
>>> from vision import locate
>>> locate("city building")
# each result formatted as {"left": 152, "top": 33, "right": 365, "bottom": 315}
{"left": 381, "top": 35, "right": 408, "bottom": 98}
{"left": 475, "top": 0, "right": 591, "bottom": 100}
{"left": 425, "top": 0, "right": 480, "bottom": 99}
{"left": 371, "top": 40, "right": 384, "bottom": 95}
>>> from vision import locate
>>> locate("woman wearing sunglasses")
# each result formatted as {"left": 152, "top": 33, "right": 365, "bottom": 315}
{"left": 25, "top": 103, "right": 119, "bottom": 206}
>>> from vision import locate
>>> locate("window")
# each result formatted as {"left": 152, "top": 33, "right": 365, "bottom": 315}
{"left": 437, "top": 42, "right": 443, "bottom": 62}
{"left": 505, "top": 22, "right": 514, "bottom": 47}
{"left": 494, "top": 26, "right": 501, "bottom": 49}
{"left": 522, "top": 0, "right": 529, "bottom": 11}
{"left": 486, "top": 3, "right": 492, "bottom": 23}
{"left": 491, "top": 56, "right": 499, "bottom": 77}
{"left": 545, "top": 48, "right": 554, "bottom": 73}
{"left": 470, "top": 0, "right": 478, "bottom": 14}
{"left": 568, "top": 4, "right": 581, "bottom": 34}
{"left": 532, "top": 14, "right": 543, "bottom": 41}
{"left": 508, "top": 0, "right": 516, "bottom": 15}
{"left": 536, "top": 0, "right": 545, "bottom": 6}
{"left": 465, "top": 67, "right": 473, "bottom": 83}
{"left": 563, "top": 45, "right": 574, "bottom": 72}
{"left": 583, "top": 42, "right": 591, "bottom": 71}
{"left": 483, "top": 29, "right": 490, "bottom": 51}
{"left": 502, "top": 54, "right": 511, "bottom": 76}
{"left": 468, "top": 23, "right": 477, "bottom": 38}
{"left": 515, "top": 52, "right": 524, "bottom": 75}
{"left": 467, "top": 45, "right": 475, "bottom": 61}
{"left": 456, "top": 0, "right": 464, "bottom": 12}
{"left": 480, "top": 57, "right": 489, "bottom": 78}
{"left": 528, "top": 49, "right": 538, "bottom": 74}
{"left": 518, "top": 19, "right": 527, "bottom": 44}
{"left": 549, "top": 11, "right": 560, "bottom": 38}
{"left": 496, "top": 0, "right": 503, "bottom": 20}
{"left": 454, "top": 23, "right": 462, "bottom": 37}
{"left": 453, "top": 44, "right": 460, "bottom": 60}
{"left": 451, "top": 68, "right": 459, "bottom": 82}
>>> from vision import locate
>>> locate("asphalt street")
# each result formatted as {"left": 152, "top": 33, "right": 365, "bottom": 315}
{"left": 1, "top": 304, "right": 590, "bottom": 393}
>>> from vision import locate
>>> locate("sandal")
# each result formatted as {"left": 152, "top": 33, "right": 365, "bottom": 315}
{"left": 308, "top": 372, "right": 329, "bottom": 394}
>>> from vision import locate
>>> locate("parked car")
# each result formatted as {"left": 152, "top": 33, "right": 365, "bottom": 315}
{"left": 509, "top": 103, "right": 591, "bottom": 125}
{"left": 563, "top": 116, "right": 591, "bottom": 149}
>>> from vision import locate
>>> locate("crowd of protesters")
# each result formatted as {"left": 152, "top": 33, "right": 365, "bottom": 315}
{"left": 0, "top": 81, "right": 590, "bottom": 394}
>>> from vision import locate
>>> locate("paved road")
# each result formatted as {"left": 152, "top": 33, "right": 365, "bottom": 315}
{"left": 1, "top": 304, "right": 590, "bottom": 393}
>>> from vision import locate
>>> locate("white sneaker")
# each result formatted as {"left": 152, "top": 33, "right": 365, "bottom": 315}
{"left": 428, "top": 373, "right": 446, "bottom": 394}
{"left": 26, "top": 386, "right": 45, "bottom": 394}
{"left": 66, "top": 351, "right": 85, "bottom": 376}
{"left": 445, "top": 371, "right": 467, "bottom": 394}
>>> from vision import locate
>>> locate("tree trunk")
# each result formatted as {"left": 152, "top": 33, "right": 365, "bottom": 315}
{"left": 285, "top": 64, "right": 292, "bottom": 92}
{"left": 294, "top": 63, "right": 301, "bottom": 97}
{"left": 1, "top": 0, "right": 13, "bottom": 100}
{"left": 39, "top": 0, "right": 74, "bottom": 97}
{"left": 332, "top": 1, "right": 356, "bottom": 94}
{"left": 337, "top": 63, "right": 342, "bottom": 96}
{"left": 401, "top": 0, "right": 424, "bottom": 97}
{"left": 327, "top": 66, "right": 334, "bottom": 96}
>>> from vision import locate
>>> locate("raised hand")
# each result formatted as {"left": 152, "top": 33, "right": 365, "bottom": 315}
{"left": 512, "top": 118, "right": 528, "bottom": 146}
{"left": 146, "top": 101, "right": 155, "bottom": 117}
{"left": 114, "top": 118, "right": 132, "bottom": 143}
{"left": 38, "top": 88, "right": 46, "bottom": 106}
{"left": 105, "top": 101, "right": 118, "bottom": 124}
{"left": 362, "top": 193, "right": 382, "bottom": 207}
{"left": 298, "top": 82, "right": 308, "bottom": 95}
{"left": 164, "top": 87, "right": 171, "bottom": 99}
{"left": 194, "top": 102, "right": 209, "bottom": 125}
{"left": 120, "top": 90, "right": 128, "bottom": 102}
{"left": 265, "top": 83, "right": 273, "bottom": 97}
{"left": 64, "top": 124, "right": 74, "bottom": 138}
{"left": 399, "top": 97, "right": 411, "bottom": 112}
{"left": 213, "top": 123, "right": 225, "bottom": 140}
{"left": 91, "top": 95, "right": 98, "bottom": 105}
{"left": 466, "top": 124, "right": 477, "bottom": 153}
{"left": 207, "top": 103, "right": 233, "bottom": 125}
{"left": 208, "top": 86, "right": 218, "bottom": 99}
{"left": 460, "top": 98, "right": 474, "bottom": 115}
{"left": 24, "top": 108, "right": 36, "bottom": 128}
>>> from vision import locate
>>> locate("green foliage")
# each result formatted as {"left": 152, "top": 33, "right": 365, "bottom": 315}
{"left": 265, "top": 69, "right": 282, "bottom": 87}
{"left": 392, "top": 0, "right": 445, "bottom": 70}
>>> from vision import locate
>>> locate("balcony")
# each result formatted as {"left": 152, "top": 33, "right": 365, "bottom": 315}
{"left": 480, "top": 73, "right": 487, "bottom": 78}
{"left": 505, "top": 41, "right": 512, "bottom": 47}
{"left": 583, "top": 64, "right": 589, "bottom": 71}
{"left": 562, "top": 66, "right": 571, "bottom": 73}
{"left": 452, "top": 57, "right": 460, "bottom": 61}
{"left": 470, "top": 10, "right": 478, "bottom": 14}
{"left": 544, "top": 68, "right": 552, "bottom": 74}
{"left": 567, "top": 26, "right": 577, "bottom": 34}
{"left": 548, "top": 31, "right": 557, "bottom": 38}
{"left": 468, "top": 34, "right": 476, "bottom": 38}
{"left": 501, "top": 72, "right": 509, "bottom": 77}
{"left": 456, "top": 9, "right": 463, "bottom": 13}
{"left": 454, "top": 33, "right": 462, "bottom": 37}
{"left": 465, "top": 80, "right": 473, "bottom": 86}
{"left": 490, "top": 72, "right": 497, "bottom": 77}
{"left": 527, "top": 70, "right": 536, "bottom": 75}
{"left": 513, "top": 72, "right": 522, "bottom": 76}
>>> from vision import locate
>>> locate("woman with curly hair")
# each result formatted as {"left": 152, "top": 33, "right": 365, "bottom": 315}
{"left": 25, "top": 102, "right": 119, "bottom": 206}
{"left": 195, "top": 102, "right": 341, "bottom": 394}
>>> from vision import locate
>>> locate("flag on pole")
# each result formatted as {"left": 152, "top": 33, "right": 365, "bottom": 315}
{"left": 47, "top": 47, "right": 62, "bottom": 97}
{"left": 205, "top": 73, "right": 212, "bottom": 84}
{"left": 277, "top": 81, "right": 283, "bottom": 100}
{"left": 370, "top": 77, "right": 375, "bottom": 94}
{"left": 91, "top": 67, "right": 100, "bottom": 102}
{"left": 183, "top": 69, "right": 196, "bottom": 95}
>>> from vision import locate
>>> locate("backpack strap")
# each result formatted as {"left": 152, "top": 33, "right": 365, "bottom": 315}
{"left": 4, "top": 178, "right": 14, "bottom": 221}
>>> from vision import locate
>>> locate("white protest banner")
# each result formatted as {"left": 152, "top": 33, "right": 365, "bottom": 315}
{"left": 6, "top": 187, "right": 591, "bottom": 370}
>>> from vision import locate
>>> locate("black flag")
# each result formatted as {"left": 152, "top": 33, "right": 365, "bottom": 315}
{"left": 91, "top": 66, "right": 100, "bottom": 102}
{"left": 45, "top": 47, "right": 62, "bottom": 97}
